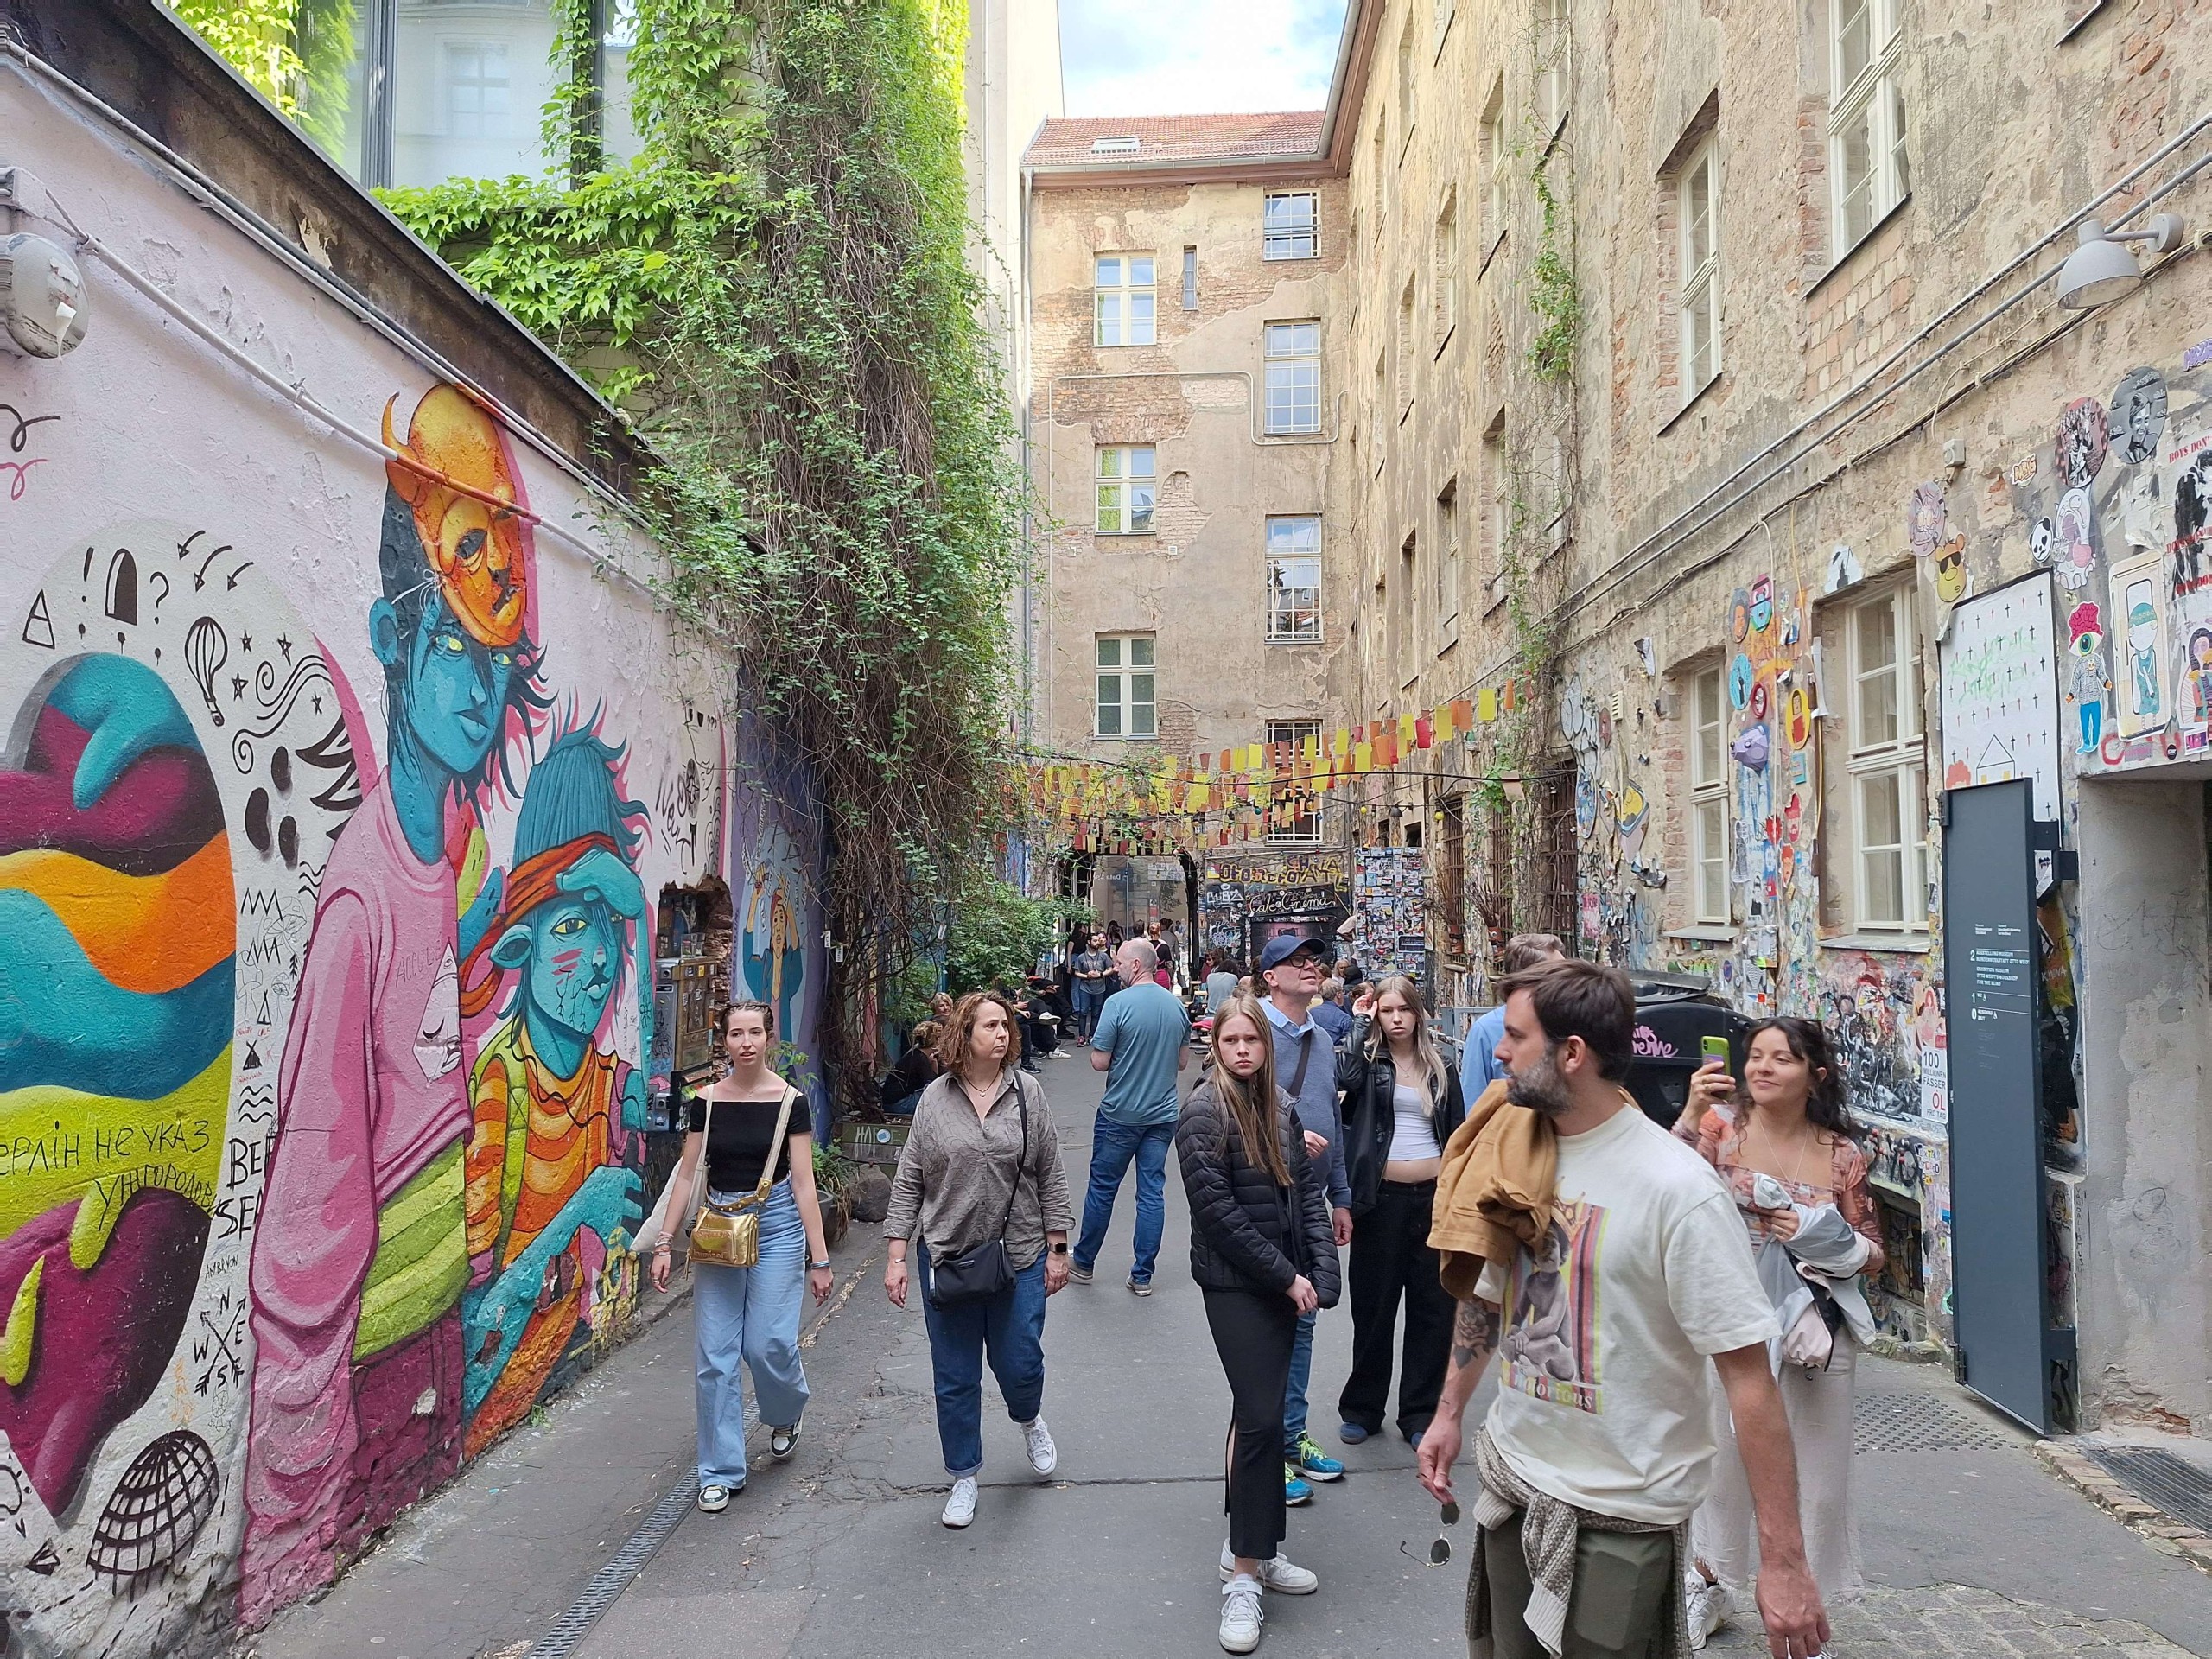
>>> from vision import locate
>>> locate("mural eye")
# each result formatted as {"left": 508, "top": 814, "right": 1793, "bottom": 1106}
{"left": 435, "top": 630, "right": 467, "bottom": 656}
{"left": 552, "top": 914, "right": 588, "bottom": 938}
{"left": 491, "top": 649, "right": 513, "bottom": 668}
{"left": 454, "top": 528, "right": 487, "bottom": 566}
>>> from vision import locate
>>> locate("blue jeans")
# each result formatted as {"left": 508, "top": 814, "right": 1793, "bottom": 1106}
{"left": 917, "top": 1243, "right": 1048, "bottom": 1478}
{"left": 694, "top": 1180, "right": 810, "bottom": 1490}
{"left": 1282, "top": 1308, "right": 1316, "bottom": 1452}
{"left": 1073, "top": 1116, "right": 1174, "bottom": 1284}
{"left": 1073, "top": 991, "right": 1105, "bottom": 1041}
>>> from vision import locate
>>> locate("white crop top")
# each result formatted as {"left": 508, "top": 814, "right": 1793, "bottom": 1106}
{"left": 1387, "top": 1078, "right": 1442, "bottom": 1162}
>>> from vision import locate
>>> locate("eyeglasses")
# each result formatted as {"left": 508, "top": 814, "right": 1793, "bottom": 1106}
{"left": 1400, "top": 1499, "right": 1460, "bottom": 1566}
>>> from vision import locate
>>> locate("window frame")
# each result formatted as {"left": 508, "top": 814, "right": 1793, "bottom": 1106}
{"left": 1093, "top": 252, "right": 1159, "bottom": 347}
{"left": 1827, "top": 0, "right": 1908, "bottom": 261}
{"left": 1435, "top": 478, "right": 1460, "bottom": 635}
{"left": 1433, "top": 189, "right": 1459, "bottom": 352}
{"left": 1264, "top": 517, "right": 1324, "bottom": 644}
{"left": 1264, "top": 321, "right": 1324, "bottom": 436}
{"left": 1263, "top": 192, "right": 1320, "bottom": 261}
{"left": 1479, "top": 410, "right": 1508, "bottom": 598}
{"left": 1181, "top": 245, "right": 1199, "bottom": 309}
{"left": 1689, "top": 665, "right": 1729, "bottom": 925}
{"left": 1678, "top": 136, "right": 1721, "bottom": 401}
{"left": 1396, "top": 275, "right": 1417, "bottom": 421}
{"left": 1480, "top": 82, "right": 1508, "bottom": 255}
{"left": 1534, "top": 0, "right": 1569, "bottom": 140}
{"left": 1842, "top": 586, "right": 1927, "bottom": 932}
{"left": 1094, "top": 634, "right": 1158, "bottom": 740}
{"left": 1094, "top": 446, "right": 1158, "bottom": 535}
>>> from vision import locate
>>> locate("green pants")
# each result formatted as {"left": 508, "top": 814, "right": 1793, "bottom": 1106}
{"left": 1475, "top": 1510, "right": 1675, "bottom": 1659}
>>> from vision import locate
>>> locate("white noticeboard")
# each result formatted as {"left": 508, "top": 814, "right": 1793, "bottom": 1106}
{"left": 1940, "top": 573, "right": 2061, "bottom": 820}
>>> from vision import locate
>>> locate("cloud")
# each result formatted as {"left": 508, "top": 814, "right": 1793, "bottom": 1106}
{"left": 1059, "top": 0, "right": 1348, "bottom": 117}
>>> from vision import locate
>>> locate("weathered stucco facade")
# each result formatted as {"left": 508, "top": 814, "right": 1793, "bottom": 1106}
{"left": 0, "top": 10, "right": 825, "bottom": 1653}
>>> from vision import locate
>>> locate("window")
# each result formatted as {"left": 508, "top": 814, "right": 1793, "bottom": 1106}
{"left": 1265, "top": 518, "right": 1323, "bottom": 642}
{"left": 1439, "top": 793, "right": 1467, "bottom": 957}
{"left": 1535, "top": 0, "right": 1569, "bottom": 136}
{"left": 1396, "top": 10, "right": 1417, "bottom": 156}
{"left": 397, "top": 7, "right": 562, "bottom": 185}
{"left": 1263, "top": 193, "right": 1319, "bottom": 260}
{"left": 1845, "top": 588, "right": 1926, "bottom": 929}
{"left": 445, "top": 44, "right": 510, "bottom": 140}
{"left": 1433, "top": 0, "right": 1457, "bottom": 54}
{"left": 1679, "top": 137, "right": 1720, "bottom": 397}
{"left": 1396, "top": 276, "right": 1416, "bottom": 418}
{"left": 1436, "top": 479, "right": 1460, "bottom": 631}
{"left": 1265, "top": 322, "right": 1323, "bottom": 435}
{"left": 1480, "top": 83, "right": 1508, "bottom": 251}
{"left": 1480, "top": 411, "right": 1507, "bottom": 587}
{"left": 1396, "top": 534, "right": 1417, "bottom": 683}
{"left": 1181, "top": 246, "right": 1199, "bottom": 309}
{"left": 1829, "top": 0, "right": 1908, "bottom": 255}
{"left": 1266, "top": 721, "right": 1324, "bottom": 842}
{"left": 601, "top": 0, "right": 645, "bottom": 166}
{"left": 1095, "top": 447, "right": 1156, "bottom": 533}
{"left": 1433, "top": 191, "right": 1459, "bottom": 347}
{"left": 1690, "top": 666, "right": 1728, "bottom": 924}
{"left": 1094, "top": 254, "right": 1157, "bottom": 346}
{"left": 1371, "top": 353, "right": 1389, "bottom": 475}
{"left": 1095, "top": 636, "right": 1156, "bottom": 739}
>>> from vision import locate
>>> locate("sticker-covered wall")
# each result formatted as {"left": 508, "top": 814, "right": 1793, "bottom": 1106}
{"left": 0, "top": 68, "right": 817, "bottom": 1658}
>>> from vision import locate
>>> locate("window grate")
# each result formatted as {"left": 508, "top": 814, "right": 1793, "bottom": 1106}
{"left": 2082, "top": 1445, "right": 2212, "bottom": 1535}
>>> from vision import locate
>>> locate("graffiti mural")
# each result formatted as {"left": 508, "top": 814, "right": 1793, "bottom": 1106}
{"left": 729, "top": 714, "right": 826, "bottom": 1092}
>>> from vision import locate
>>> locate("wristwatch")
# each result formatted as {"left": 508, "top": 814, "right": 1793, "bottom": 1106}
{"left": 1049, "top": 1242, "right": 1070, "bottom": 1255}
{"left": 810, "top": 1258, "right": 832, "bottom": 1270}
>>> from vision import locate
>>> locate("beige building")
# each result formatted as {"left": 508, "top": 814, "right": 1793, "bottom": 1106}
{"left": 1018, "top": 0, "right": 2212, "bottom": 1436}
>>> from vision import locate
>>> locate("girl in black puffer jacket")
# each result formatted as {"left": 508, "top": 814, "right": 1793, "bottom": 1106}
{"left": 1176, "top": 996, "right": 1340, "bottom": 1652}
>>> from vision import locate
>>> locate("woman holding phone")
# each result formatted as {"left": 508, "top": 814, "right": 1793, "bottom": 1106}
{"left": 1176, "top": 995, "right": 1341, "bottom": 1654}
{"left": 1673, "top": 1017, "right": 1883, "bottom": 1647}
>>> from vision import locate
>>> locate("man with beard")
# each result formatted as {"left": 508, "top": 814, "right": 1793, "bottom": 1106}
{"left": 1417, "top": 961, "right": 1828, "bottom": 1659}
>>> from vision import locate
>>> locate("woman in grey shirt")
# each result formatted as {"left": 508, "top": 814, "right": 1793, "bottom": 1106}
{"left": 885, "top": 992, "right": 1075, "bottom": 1529}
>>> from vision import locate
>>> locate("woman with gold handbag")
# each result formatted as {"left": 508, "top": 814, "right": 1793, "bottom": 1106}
{"left": 649, "top": 1001, "right": 835, "bottom": 1512}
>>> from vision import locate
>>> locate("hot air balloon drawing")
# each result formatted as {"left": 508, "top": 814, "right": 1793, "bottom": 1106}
{"left": 183, "top": 615, "right": 228, "bottom": 727}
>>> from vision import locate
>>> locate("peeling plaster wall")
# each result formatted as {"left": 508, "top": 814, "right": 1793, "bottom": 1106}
{"left": 0, "top": 68, "right": 822, "bottom": 1657}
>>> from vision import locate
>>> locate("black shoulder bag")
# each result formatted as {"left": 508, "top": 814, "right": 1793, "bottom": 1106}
{"left": 924, "top": 1074, "right": 1030, "bottom": 1307}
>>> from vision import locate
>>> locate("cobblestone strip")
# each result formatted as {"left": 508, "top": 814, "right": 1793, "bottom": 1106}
{"left": 1708, "top": 1583, "right": 2194, "bottom": 1656}
{"left": 2037, "top": 1440, "right": 2212, "bottom": 1578}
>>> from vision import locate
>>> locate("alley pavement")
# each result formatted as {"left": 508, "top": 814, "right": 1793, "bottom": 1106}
{"left": 242, "top": 1056, "right": 2212, "bottom": 1659}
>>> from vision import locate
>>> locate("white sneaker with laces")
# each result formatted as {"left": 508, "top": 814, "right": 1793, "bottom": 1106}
{"left": 1218, "top": 1542, "right": 1319, "bottom": 1593}
{"left": 940, "top": 1475, "right": 978, "bottom": 1529}
{"left": 1685, "top": 1573, "right": 1732, "bottom": 1650}
{"left": 1020, "top": 1416, "right": 1058, "bottom": 1477}
{"left": 1218, "top": 1575, "right": 1264, "bottom": 1653}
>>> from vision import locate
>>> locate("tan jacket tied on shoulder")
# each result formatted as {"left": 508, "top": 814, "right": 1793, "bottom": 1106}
{"left": 1427, "top": 1078, "right": 1557, "bottom": 1299}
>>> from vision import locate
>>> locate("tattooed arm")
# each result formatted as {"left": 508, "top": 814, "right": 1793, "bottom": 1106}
{"left": 1415, "top": 1295, "right": 1503, "bottom": 1504}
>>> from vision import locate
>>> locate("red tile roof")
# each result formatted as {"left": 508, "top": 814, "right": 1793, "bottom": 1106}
{"left": 1026, "top": 112, "right": 1326, "bottom": 169}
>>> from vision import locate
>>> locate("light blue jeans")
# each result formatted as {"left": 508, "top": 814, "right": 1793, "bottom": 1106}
{"left": 1282, "top": 1307, "right": 1316, "bottom": 1452}
{"left": 694, "top": 1179, "right": 810, "bottom": 1491}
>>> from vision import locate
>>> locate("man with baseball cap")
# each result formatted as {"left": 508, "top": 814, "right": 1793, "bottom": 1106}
{"left": 1258, "top": 933, "right": 1353, "bottom": 1500}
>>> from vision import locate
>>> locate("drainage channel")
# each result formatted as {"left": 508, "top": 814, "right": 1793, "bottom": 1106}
{"left": 523, "top": 1250, "right": 874, "bottom": 1659}
{"left": 2083, "top": 1443, "right": 2212, "bottom": 1535}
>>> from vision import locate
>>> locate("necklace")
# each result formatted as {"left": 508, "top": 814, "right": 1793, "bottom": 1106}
{"left": 1751, "top": 1112, "right": 1821, "bottom": 1192}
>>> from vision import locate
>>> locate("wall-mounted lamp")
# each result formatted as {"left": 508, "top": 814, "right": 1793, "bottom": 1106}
{"left": 2055, "top": 214, "right": 2185, "bottom": 310}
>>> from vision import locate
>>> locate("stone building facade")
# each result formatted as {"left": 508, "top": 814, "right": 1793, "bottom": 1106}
{"left": 1022, "top": 0, "right": 2212, "bottom": 1437}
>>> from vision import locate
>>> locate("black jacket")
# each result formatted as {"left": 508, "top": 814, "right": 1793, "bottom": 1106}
{"left": 1175, "top": 1080, "right": 1342, "bottom": 1304}
{"left": 1335, "top": 1015, "right": 1467, "bottom": 1213}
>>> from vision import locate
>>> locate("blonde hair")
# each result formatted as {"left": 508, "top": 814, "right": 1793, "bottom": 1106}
{"left": 1365, "top": 976, "right": 1448, "bottom": 1115}
{"left": 1208, "top": 996, "right": 1290, "bottom": 1185}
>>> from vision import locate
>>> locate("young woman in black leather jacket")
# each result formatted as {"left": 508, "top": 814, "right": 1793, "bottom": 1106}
{"left": 1176, "top": 995, "right": 1340, "bottom": 1652}
{"left": 1332, "top": 976, "right": 1465, "bottom": 1447}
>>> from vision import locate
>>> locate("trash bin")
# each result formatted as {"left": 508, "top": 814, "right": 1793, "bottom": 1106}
{"left": 1621, "top": 972, "right": 1748, "bottom": 1129}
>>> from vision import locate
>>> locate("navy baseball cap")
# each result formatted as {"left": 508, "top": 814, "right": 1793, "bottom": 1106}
{"left": 1258, "top": 935, "right": 1328, "bottom": 974}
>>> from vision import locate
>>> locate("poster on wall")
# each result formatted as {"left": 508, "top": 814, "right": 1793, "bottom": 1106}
{"left": 1937, "top": 573, "right": 2062, "bottom": 820}
{"left": 1201, "top": 849, "right": 1350, "bottom": 966}
{"left": 2107, "top": 550, "right": 2171, "bottom": 740}
{"left": 1352, "top": 847, "right": 1427, "bottom": 981}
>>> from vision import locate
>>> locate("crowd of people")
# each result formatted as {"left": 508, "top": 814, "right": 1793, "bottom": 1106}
{"left": 654, "top": 926, "right": 1877, "bottom": 1658}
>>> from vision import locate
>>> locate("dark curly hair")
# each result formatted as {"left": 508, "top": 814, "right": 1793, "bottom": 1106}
{"left": 1743, "top": 1016, "right": 1856, "bottom": 1137}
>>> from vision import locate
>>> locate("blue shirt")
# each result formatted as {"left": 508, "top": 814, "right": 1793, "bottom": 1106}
{"left": 1263, "top": 998, "right": 1351, "bottom": 1208}
{"left": 1312, "top": 1000, "right": 1352, "bottom": 1044}
{"left": 1093, "top": 981, "right": 1190, "bottom": 1125}
{"left": 1461, "top": 1005, "right": 1508, "bottom": 1103}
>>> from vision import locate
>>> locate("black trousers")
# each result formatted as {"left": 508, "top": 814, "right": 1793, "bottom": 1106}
{"left": 1338, "top": 1179, "right": 1455, "bottom": 1439}
{"left": 1204, "top": 1287, "right": 1299, "bottom": 1561}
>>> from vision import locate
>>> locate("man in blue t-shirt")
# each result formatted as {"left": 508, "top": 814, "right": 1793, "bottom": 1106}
{"left": 1073, "top": 939, "right": 1191, "bottom": 1294}
{"left": 1459, "top": 932, "right": 1569, "bottom": 1099}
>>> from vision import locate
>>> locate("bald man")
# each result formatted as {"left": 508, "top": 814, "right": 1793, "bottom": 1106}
{"left": 1073, "top": 940, "right": 1192, "bottom": 1294}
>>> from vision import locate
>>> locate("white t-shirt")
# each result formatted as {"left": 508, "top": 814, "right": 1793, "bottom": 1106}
{"left": 1482, "top": 1101, "right": 1778, "bottom": 1525}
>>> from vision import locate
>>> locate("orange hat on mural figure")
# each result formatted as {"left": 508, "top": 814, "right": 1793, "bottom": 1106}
{"left": 382, "top": 385, "right": 531, "bottom": 648}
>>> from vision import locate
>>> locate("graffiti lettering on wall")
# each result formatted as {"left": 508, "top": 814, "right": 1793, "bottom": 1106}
{"left": 1, "top": 402, "right": 59, "bottom": 503}
{"left": 1818, "top": 955, "right": 1922, "bottom": 1122}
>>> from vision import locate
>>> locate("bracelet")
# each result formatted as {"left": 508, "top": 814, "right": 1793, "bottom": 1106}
{"left": 810, "top": 1258, "right": 832, "bottom": 1271}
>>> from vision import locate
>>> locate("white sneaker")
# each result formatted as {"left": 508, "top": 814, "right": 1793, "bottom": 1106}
{"left": 1021, "top": 1416, "right": 1058, "bottom": 1478}
{"left": 1218, "top": 1541, "right": 1319, "bottom": 1593}
{"left": 1685, "top": 1573, "right": 1732, "bottom": 1650}
{"left": 940, "top": 1475, "right": 978, "bottom": 1529}
{"left": 1218, "top": 1575, "right": 1264, "bottom": 1653}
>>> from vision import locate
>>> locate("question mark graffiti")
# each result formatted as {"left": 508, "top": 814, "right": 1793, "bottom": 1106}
{"left": 147, "top": 569, "right": 169, "bottom": 621}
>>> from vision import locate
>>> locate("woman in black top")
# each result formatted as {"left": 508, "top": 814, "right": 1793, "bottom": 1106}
{"left": 650, "top": 1001, "right": 832, "bottom": 1512}
{"left": 880, "top": 1020, "right": 942, "bottom": 1115}
{"left": 1175, "top": 995, "right": 1339, "bottom": 1654}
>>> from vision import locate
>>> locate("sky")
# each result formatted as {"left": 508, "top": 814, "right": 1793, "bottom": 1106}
{"left": 1058, "top": 0, "right": 1349, "bottom": 117}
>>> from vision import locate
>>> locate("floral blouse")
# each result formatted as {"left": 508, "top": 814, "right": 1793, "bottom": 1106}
{"left": 1680, "top": 1112, "right": 1886, "bottom": 1274}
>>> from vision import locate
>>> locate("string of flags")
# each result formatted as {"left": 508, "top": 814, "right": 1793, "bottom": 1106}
{"left": 1019, "top": 679, "right": 1547, "bottom": 855}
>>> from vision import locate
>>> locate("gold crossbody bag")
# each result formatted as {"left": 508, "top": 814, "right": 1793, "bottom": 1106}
{"left": 690, "top": 1086, "right": 800, "bottom": 1268}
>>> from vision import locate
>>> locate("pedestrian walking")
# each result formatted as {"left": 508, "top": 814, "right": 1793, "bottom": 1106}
{"left": 1458, "top": 933, "right": 1567, "bottom": 1101}
{"left": 1071, "top": 931, "right": 1116, "bottom": 1043}
{"left": 1255, "top": 935, "right": 1351, "bottom": 1500}
{"left": 883, "top": 992, "right": 1075, "bottom": 1529}
{"left": 1333, "top": 976, "right": 1465, "bottom": 1447}
{"left": 1418, "top": 961, "right": 1829, "bottom": 1659}
{"left": 1175, "top": 996, "right": 1340, "bottom": 1654}
{"left": 1148, "top": 922, "right": 1176, "bottom": 988}
{"left": 1205, "top": 953, "right": 1242, "bottom": 1014}
{"left": 648, "top": 1001, "right": 834, "bottom": 1514}
{"left": 1674, "top": 1017, "right": 1882, "bottom": 1646}
{"left": 1073, "top": 938, "right": 1192, "bottom": 1294}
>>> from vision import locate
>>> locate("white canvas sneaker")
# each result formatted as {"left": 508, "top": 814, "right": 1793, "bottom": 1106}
{"left": 940, "top": 1475, "right": 978, "bottom": 1529}
{"left": 1020, "top": 1416, "right": 1058, "bottom": 1478}
{"left": 1218, "top": 1575, "right": 1264, "bottom": 1653}
{"left": 1685, "top": 1573, "right": 1733, "bottom": 1650}
{"left": 1217, "top": 1542, "right": 1318, "bottom": 1593}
